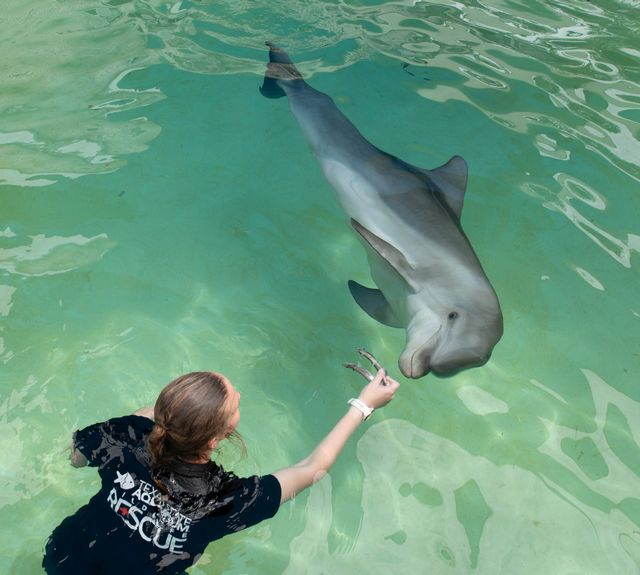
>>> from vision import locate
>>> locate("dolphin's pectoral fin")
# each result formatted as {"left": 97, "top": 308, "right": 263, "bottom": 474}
{"left": 428, "top": 155, "right": 468, "bottom": 218}
{"left": 350, "top": 219, "right": 419, "bottom": 291}
{"left": 348, "top": 280, "right": 403, "bottom": 328}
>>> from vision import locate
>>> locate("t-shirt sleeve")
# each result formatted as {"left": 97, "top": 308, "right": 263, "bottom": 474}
{"left": 224, "top": 474, "right": 281, "bottom": 533}
{"left": 73, "top": 415, "right": 153, "bottom": 469}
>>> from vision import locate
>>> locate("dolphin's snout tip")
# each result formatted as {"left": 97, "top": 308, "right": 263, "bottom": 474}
{"left": 399, "top": 358, "right": 431, "bottom": 379}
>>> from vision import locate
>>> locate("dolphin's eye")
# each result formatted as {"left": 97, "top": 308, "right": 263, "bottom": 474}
{"left": 448, "top": 311, "right": 459, "bottom": 320}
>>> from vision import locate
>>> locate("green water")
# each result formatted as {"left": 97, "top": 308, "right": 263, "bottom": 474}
{"left": 1, "top": 0, "right": 639, "bottom": 573}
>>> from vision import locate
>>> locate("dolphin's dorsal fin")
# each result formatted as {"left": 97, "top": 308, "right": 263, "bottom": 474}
{"left": 350, "top": 218, "right": 418, "bottom": 291}
{"left": 348, "top": 280, "right": 402, "bottom": 328}
{"left": 428, "top": 155, "right": 468, "bottom": 218}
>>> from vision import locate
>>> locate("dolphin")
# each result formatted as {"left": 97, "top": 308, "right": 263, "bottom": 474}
{"left": 260, "top": 43, "right": 503, "bottom": 378}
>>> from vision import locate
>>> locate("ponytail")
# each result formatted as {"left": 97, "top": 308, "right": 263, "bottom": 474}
{"left": 147, "top": 421, "right": 168, "bottom": 469}
{"left": 146, "top": 372, "right": 237, "bottom": 489}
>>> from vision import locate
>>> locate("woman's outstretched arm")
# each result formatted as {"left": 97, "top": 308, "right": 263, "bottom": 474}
{"left": 272, "top": 369, "right": 399, "bottom": 503}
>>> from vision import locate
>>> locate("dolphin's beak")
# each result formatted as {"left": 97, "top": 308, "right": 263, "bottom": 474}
{"left": 398, "top": 358, "right": 430, "bottom": 379}
{"left": 399, "top": 346, "right": 432, "bottom": 379}
{"left": 399, "top": 323, "right": 442, "bottom": 379}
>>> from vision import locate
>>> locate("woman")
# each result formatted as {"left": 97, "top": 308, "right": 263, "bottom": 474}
{"left": 43, "top": 353, "right": 399, "bottom": 574}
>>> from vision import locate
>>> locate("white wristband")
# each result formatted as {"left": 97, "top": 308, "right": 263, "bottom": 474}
{"left": 348, "top": 398, "right": 374, "bottom": 421}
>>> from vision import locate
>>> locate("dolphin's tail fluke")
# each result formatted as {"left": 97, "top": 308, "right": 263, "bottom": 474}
{"left": 260, "top": 42, "right": 304, "bottom": 99}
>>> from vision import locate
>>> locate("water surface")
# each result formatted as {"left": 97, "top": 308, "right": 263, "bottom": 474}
{"left": 1, "top": 1, "right": 639, "bottom": 573}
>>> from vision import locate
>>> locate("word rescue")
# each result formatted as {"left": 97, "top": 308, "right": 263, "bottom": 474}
{"left": 107, "top": 471, "right": 192, "bottom": 553}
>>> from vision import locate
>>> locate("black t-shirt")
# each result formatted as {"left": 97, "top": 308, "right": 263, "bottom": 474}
{"left": 43, "top": 415, "right": 281, "bottom": 574}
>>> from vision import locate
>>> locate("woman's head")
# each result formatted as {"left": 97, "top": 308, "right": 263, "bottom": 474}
{"left": 147, "top": 371, "right": 241, "bottom": 471}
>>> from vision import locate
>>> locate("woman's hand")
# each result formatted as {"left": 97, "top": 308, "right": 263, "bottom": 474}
{"left": 358, "top": 368, "right": 400, "bottom": 409}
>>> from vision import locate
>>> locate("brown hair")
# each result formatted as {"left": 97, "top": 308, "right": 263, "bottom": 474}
{"left": 147, "top": 371, "right": 238, "bottom": 478}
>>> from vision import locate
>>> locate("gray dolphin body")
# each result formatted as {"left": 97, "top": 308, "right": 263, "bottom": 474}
{"left": 261, "top": 44, "right": 503, "bottom": 378}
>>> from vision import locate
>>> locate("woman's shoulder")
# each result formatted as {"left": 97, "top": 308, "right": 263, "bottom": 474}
{"left": 103, "top": 414, "right": 154, "bottom": 445}
{"left": 73, "top": 414, "right": 154, "bottom": 470}
{"left": 79, "top": 414, "right": 154, "bottom": 437}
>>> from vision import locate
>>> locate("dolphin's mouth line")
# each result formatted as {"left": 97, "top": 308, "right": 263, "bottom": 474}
{"left": 409, "top": 323, "right": 442, "bottom": 374}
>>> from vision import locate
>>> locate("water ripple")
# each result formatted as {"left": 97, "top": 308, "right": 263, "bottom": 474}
{"left": 0, "top": 232, "right": 116, "bottom": 277}
{"left": 282, "top": 411, "right": 640, "bottom": 574}
{"left": 3, "top": 0, "right": 639, "bottom": 187}
{"left": 522, "top": 173, "right": 640, "bottom": 268}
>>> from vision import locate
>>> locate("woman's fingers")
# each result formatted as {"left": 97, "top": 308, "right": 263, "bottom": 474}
{"left": 359, "top": 369, "right": 400, "bottom": 408}
{"left": 372, "top": 369, "right": 400, "bottom": 391}
{"left": 371, "top": 368, "right": 388, "bottom": 385}
{"left": 344, "top": 350, "right": 400, "bottom": 409}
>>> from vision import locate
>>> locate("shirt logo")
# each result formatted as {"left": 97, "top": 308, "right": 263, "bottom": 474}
{"left": 115, "top": 471, "right": 135, "bottom": 489}
{"left": 107, "top": 471, "right": 192, "bottom": 554}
